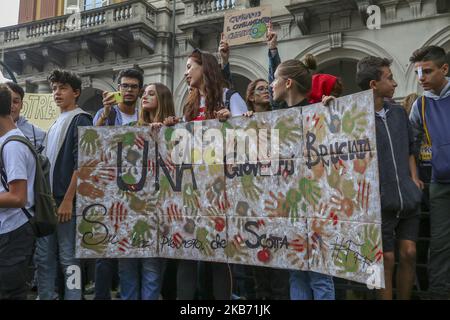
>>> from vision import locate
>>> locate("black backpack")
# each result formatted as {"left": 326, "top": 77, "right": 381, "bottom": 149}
{"left": 225, "top": 89, "right": 237, "bottom": 110}
{"left": 0, "top": 135, "right": 57, "bottom": 237}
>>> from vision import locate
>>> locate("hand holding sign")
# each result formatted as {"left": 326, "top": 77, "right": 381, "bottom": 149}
{"left": 223, "top": 5, "right": 272, "bottom": 46}
{"left": 266, "top": 21, "right": 277, "bottom": 50}
{"left": 219, "top": 33, "right": 230, "bottom": 66}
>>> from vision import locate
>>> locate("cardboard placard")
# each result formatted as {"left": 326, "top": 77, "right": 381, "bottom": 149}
{"left": 21, "top": 93, "right": 60, "bottom": 131}
{"left": 223, "top": 5, "right": 271, "bottom": 46}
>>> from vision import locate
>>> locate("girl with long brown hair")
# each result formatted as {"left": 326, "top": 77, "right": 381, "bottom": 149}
{"left": 166, "top": 49, "right": 247, "bottom": 300}
{"left": 118, "top": 82, "right": 175, "bottom": 300}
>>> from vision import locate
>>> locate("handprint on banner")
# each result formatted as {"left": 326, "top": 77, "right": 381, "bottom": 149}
{"left": 311, "top": 160, "right": 325, "bottom": 180}
{"left": 304, "top": 113, "right": 326, "bottom": 142}
{"left": 78, "top": 160, "right": 100, "bottom": 180}
{"left": 325, "top": 100, "right": 343, "bottom": 133}
{"left": 206, "top": 177, "right": 230, "bottom": 211}
{"left": 131, "top": 220, "right": 154, "bottom": 247}
{"left": 224, "top": 233, "right": 248, "bottom": 261}
{"left": 274, "top": 116, "right": 302, "bottom": 146}
{"left": 241, "top": 174, "right": 263, "bottom": 202}
{"left": 316, "top": 202, "right": 339, "bottom": 226}
{"left": 79, "top": 161, "right": 116, "bottom": 185}
{"left": 92, "top": 168, "right": 116, "bottom": 184}
{"left": 109, "top": 202, "right": 128, "bottom": 233}
{"left": 78, "top": 182, "right": 105, "bottom": 200}
{"left": 342, "top": 104, "right": 368, "bottom": 136}
{"left": 80, "top": 129, "right": 101, "bottom": 156}
{"left": 265, "top": 191, "right": 290, "bottom": 218}
{"left": 112, "top": 132, "right": 139, "bottom": 148}
{"left": 353, "top": 152, "right": 373, "bottom": 175}
{"left": 289, "top": 235, "right": 308, "bottom": 254}
{"left": 118, "top": 238, "right": 132, "bottom": 254}
{"left": 334, "top": 246, "right": 360, "bottom": 273}
{"left": 298, "top": 178, "right": 322, "bottom": 209}
{"left": 196, "top": 227, "right": 213, "bottom": 256}
{"left": 357, "top": 180, "right": 371, "bottom": 213}
{"left": 100, "top": 149, "right": 114, "bottom": 165}
{"left": 167, "top": 203, "right": 183, "bottom": 223}
{"left": 157, "top": 176, "right": 173, "bottom": 201}
{"left": 205, "top": 207, "right": 226, "bottom": 232}
{"left": 360, "top": 224, "right": 383, "bottom": 263}
{"left": 285, "top": 188, "right": 302, "bottom": 223}
{"left": 129, "top": 193, "right": 157, "bottom": 214}
{"left": 288, "top": 234, "right": 310, "bottom": 268}
{"left": 309, "top": 220, "right": 331, "bottom": 268}
{"left": 330, "top": 191, "right": 355, "bottom": 218}
{"left": 183, "top": 183, "right": 201, "bottom": 209}
{"left": 180, "top": 206, "right": 200, "bottom": 234}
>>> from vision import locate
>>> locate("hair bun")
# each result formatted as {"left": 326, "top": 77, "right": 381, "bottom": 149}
{"left": 303, "top": 54, "right": 317, "bottom": 71}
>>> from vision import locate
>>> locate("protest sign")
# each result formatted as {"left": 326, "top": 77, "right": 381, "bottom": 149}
{"left": 21, "top": 93, "right": 60, "bottom": 131}
{"left": 76, "top": 90, "right": 384, "bottom": 287}
{"left": 223, "top": 5, "right": 271, "bottom": 46}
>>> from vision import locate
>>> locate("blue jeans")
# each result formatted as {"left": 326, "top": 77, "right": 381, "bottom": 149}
{"left": 118, "top": 258, "right": 166, "bottom": 300}
{"left": 290, "top": 271, "right": 335, "bottom": 300}
{"left": 35, "top": 215, "right": 81, "bottom": 300}
{"left": 94, "top": 259, "right": 118, "bottom": 300}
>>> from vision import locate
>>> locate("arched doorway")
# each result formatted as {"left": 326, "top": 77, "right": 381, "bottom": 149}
{"left": 231, "top": 73, "right": 251, "bottom": 101}
{"left": 317, "top": 59, "right": 359, "bottom": 96}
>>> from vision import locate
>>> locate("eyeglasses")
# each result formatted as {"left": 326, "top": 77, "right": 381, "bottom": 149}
{"left": 120, "top": 83, "right": 140, "bottom": 90}
{"left": 255, "top": 86, "right": 270, "bottom": 94}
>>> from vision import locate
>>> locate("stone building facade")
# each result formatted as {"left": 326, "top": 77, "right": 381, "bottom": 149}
{"left": 1, "top": 0, "right": 449, "bottom": 116}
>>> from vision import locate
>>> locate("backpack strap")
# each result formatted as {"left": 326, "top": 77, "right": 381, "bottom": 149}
{"left": 225, "top": 89, "right": 237, "bottom": 110}
{"left": 420, "top": 96, "right": 432, "bottom": 145}
{"left": 0, "top": 136, "right": 36, "bottom": 220}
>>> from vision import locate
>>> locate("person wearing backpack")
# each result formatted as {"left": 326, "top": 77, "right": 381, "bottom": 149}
{"left": 409, "top": 46, "right": 450, "bottom": 299}
{"left": 35, "top": 70, "right": 92, "bottom": 300}
{"left": 0, "top": 85, "right": 37, "bottom": 300}
{"left": 5, "top": 82, "right": 46, "bottom": 153}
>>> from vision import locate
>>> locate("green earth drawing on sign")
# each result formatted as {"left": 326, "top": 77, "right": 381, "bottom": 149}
{"left": 250, "top": 22, "right": 267, "bottom": 39}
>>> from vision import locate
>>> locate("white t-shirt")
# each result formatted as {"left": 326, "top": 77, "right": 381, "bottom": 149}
{"left": 376, "top": 108, "right": 386, "bottom": 118}
{"left": 224, "top": 88, "right": 248, "bottom": 116}
{"left": 0, "top": 129, "right": 36, "bottom": 234}
{"left": 119, "top": 110, "right": 138, "bottom": 125}
{"left": 46, "top": 109, "right": 80, "bottom": 189}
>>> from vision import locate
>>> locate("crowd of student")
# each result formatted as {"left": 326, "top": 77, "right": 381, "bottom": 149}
{"left": 0, "top": 26, "right": 449, "bottom": 300}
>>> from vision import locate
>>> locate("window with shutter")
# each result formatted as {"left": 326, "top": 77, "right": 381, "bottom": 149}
{"left": 18, "top": 0, "right": 36, "bottom": 23}
{"left": 40, "top": 0, "right": 58, "bottom": 19}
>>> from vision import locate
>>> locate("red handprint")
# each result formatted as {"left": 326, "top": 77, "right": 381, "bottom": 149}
{"left": 118, "top": 238, "right": 131, "bottom": 253}
{"left": 109, "top": 202, "right": 128, "bottom": 233}
{"left": 167, "top": 204, "right": 183, "bottom": 223}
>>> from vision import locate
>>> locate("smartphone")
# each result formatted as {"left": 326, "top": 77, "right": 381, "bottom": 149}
{"left": 112, "top": 91, "right": 123, "bottom": 104}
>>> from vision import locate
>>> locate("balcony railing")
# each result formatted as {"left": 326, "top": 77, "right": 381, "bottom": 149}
{"left": 192, "top": 0, "right": 236, "bottom": 16}
{"left": 1, "top": 0, "right": 156, "bottom": 47}
{"left": 179, "top": 0, "right": 237, "bottom": 32}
